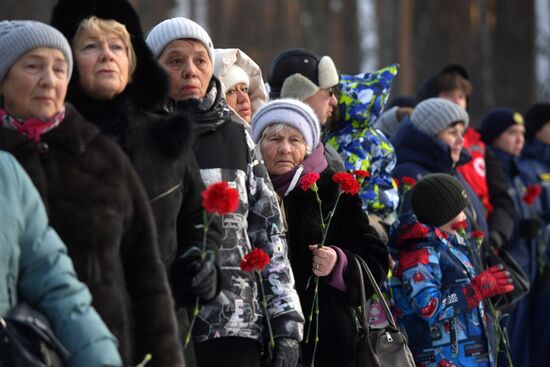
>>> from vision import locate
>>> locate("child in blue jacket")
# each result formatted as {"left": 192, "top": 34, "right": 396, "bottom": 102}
{"left": 390, "top": 174, "right": 514, "bottom": 367}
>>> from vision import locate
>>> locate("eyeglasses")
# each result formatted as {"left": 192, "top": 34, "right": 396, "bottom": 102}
{"left": 328, "top": 88, "right": 335, "bottom": 97}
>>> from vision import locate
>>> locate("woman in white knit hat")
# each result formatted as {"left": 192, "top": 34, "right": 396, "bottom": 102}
{"left": 146, "top": 17, "right": 304, "bottom": 367}
{"left": 251, "top": 98, "right": 388, "bottom": 367}
{"left": 214, "top": 48, "right": 268, "bottom": 127}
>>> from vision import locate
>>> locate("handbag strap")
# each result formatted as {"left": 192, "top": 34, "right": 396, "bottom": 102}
{"left": 353, "top": 255, "right": 397, "bottom": 329}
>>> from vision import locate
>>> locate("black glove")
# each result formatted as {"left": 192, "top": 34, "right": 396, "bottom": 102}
{"left": 173, "top": 247, "right": 219, "bottom": 303}
{"left": 272, "top": 338, "right": 300, "bottom": 367}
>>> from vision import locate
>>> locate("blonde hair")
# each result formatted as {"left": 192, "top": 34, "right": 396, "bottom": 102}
{"left": 74, "top": 16, "right": 137, "bottom": 78}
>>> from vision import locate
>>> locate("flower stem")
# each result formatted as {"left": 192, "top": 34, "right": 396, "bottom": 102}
{"left": 305, "top": 276, "right": 319, "bottom": 343}
{"left": 135, "top": 353, "right": 152, "bottom": 367}
{"left": 310, "top": 286, "right": 320, "bottom": 367}
{"left": 319, "top": 191, "right": 342, "bottom": 248}
{"left": 184, "top": 211, "right": 214, "bottom": 348}
{"left": 257, "top": 270, "right": 275, "bottom": 356}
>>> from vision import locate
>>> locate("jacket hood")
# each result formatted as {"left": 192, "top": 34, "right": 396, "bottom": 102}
{"left": 213, "top": 48, "right": 268, "bottom": 125}
{"left": 415, "top": 64, "right": 469, "bottom": 104}
{"left": 391, "top": 118, "right": 470, "bottom": 174}
{"left": 522, "top": 138, "right": 550, "bottom": 162}
{"left": 50, "top": 0, "right": 169, "bottom": 111}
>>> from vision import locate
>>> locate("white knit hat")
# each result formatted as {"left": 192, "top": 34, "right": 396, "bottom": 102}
{"left": 0, "top": 20, "right": 73, "bottom": 83}
{"left": 145, "top": 17, "right": 214, "bottom": 67}
{"left": 252, "top": 98, "right": 320, "bottom": 152}
{"left": 411, "top": 97, "right": 469, "bottom": 136}
{"left": 219, "top": 64, "right": 249, "bottom": 94}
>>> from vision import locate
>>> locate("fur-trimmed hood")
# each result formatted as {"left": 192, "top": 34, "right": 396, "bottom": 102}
{"left": 50, "top": 0, "right": 169, "bottom": 111}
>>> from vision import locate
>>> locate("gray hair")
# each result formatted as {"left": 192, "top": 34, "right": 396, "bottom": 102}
{"left": 254, "top": 123, "right": 311, "bottom": 161}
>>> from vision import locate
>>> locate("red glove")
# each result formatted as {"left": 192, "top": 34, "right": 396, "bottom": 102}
{"left": 463, "top": 265, "right": 515, "bottom": 309}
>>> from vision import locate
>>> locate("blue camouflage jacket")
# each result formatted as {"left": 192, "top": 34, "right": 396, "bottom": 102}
{"left": 389, "top": 214, "right": 495, "bottom": 367}
{"left": 326, "top": 64, "right": 399, "bottom": 218}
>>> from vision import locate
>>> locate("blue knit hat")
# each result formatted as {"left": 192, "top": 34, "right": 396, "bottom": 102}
{"left": 480, "top": 108, "right": 524, "bottom": 144}
{"left": 0, "top": 20, "right": 73, "bottom": 83}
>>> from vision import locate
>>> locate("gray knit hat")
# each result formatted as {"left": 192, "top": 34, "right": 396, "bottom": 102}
{"left": 145, "top": 17, "right": 214, "bottom": 67}
{"left": 411, "top": 97, "right": 469, "bottom": 137}
{"left": 0, "top": 20, "right": 73, "bottom": 83}
{"left": 252, "top": 98, "right": 320, "bottom": 152}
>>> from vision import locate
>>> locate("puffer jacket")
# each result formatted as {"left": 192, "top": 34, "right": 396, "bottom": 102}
{"left": 172, "top": 78, "right": 304, "bottom": 343}
{"left": 0, "top": 151, "right": 121, "bottom": 367}
{"left": 325, "top": 64, "right": 400, "bottom": 218}
{"left": 390, "top": 214, "right": 495, "bottom": 367}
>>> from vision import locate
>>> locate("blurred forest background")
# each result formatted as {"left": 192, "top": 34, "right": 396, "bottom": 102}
{"left": 2, "top": 0, "right": 549, "bottom": 123}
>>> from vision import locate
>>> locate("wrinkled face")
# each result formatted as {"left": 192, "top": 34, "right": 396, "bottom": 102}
{"left": 493, "top": 124, "right": 525, "bottom": 157}
{"left": 536, "top": 122, "right": 550, "bottom": 146}
{"left": 73, "top": 30, "right": 129, "bottom": 100}
{"left": 157, "top": 39, "right": 212, "bottom": 101}
{"left": 304, "top": 87, "right": 337, "bottom": 124}
{"left": 260, "top": 125, "right": 307, "bottom": 176}
{"left": 436, "top": 122, "right": 465, "bottom": 163}
{"left": 226, "top": 82, "right": 251, "bottom": 122}
{"left": 439, "top": 89, "right": 467, "bottom": 109}
{"left": 1, "top": 48, "right": 68, "bottom": 120}
{"left": 438, "top": 210, "right": 467, "bottom": 234}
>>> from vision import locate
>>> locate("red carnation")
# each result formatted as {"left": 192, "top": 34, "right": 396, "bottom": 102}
{"left": 240, "top": 248, "right": 271, "bottom": 272}
{"left": 522, "top": 184, "right": 542, "bottom": 205}
{"left": 401, "top": 177, "right": 417, "bottom": 190}
{"left": 452, "top": 220, "right": 468, "bottom": 238}
{"left": 332, "top": 172, "right": 360, "bottom": 195}
{"left": 353, "top": 170, "right": 370, "bottom": 178}
{"left": 299, "top": 172, "right": 320, "bottom": 191}
{"left": 202, "top": 181, "right": 239, "bottom": 215}
{"left": 471, "top": 230, "right": 485, "bottom": 248}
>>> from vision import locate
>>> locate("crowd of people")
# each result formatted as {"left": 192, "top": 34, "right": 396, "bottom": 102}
{"left": 1, "top": 1, "right": 549, "bottom": 366}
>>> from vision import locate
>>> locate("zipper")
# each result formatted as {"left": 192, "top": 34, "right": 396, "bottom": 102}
{"left": 150, "top": 182, "right": 182, "bottom": 203}
{"left": 386, "top": 331, "right": 393, "bottom": 342}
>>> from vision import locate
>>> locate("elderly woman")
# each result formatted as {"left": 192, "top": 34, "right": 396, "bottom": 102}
{"left": 251, "top": 98, "right": 389, "bottom": 367}
{"left": 50, "top": 2, "right": 221, "bottom": 364}
{"left": 0, "top": 19, "right": 182, "bottom": 366}
{"left": 214, "top": 48, "right": 268, "bottom": 127}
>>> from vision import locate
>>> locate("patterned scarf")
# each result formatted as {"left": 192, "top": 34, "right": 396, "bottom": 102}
{"left": 0, "top": 107, "right": 65, "bottom": 143}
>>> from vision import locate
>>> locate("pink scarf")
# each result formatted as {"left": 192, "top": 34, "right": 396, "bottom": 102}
{"left": 0, "top": 107, "right": 65, "bottom": 143}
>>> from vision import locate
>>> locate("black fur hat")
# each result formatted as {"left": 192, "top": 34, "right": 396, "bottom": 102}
{"left": 50, "top": 0, "right": 169, "bottom": 110}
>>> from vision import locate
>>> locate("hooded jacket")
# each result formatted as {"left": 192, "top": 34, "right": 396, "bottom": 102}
{"left": 213, "top": 48, "right": 268, "bottom": 127}
{"left": 325, "top": 64, "right": 399, "bottom": 218}
{"left": 389, "top": 214, "right": 495, "bottom": 367}
{"left": 0, "top": 105, "right": 181, "bottom": 366}
{"left": 170, "top": 77, "right": 304, "bottom": 344}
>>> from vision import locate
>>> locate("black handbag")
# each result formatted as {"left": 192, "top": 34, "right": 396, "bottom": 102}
{"left": 0, "top": 303, "right": 69, "bottom": 367}
{"left": 485, "top": 247, "right": 530, "bottom": 313}
{"left": 353, "top": 255, "right": 416, "bottom": 367}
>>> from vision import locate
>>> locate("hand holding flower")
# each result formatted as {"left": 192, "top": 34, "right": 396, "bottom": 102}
{"left": 309, "top": 245, "right": 337, "bottom": 277}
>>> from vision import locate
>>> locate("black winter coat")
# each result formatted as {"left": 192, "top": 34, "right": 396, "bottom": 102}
{"left": 0, "top": 104, "right": 182, "bottom": 366}
{"left": 282, "top": 167, "right": 389, "bottom": 367}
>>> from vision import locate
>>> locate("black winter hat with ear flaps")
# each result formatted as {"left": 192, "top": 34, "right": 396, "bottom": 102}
{"left": 411, "top": 173, "right": 469, "bottom": 227}
{"left": 50, "top": 0, "right": 169, "bottom": 111}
